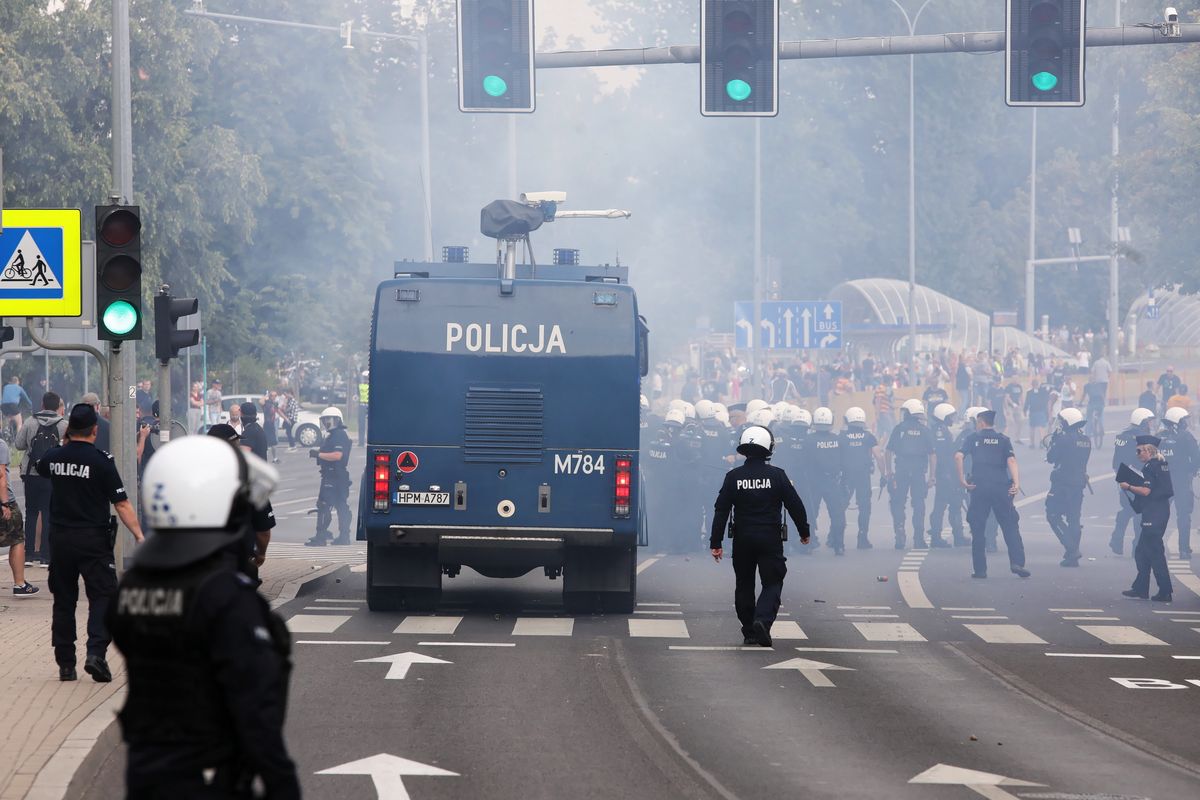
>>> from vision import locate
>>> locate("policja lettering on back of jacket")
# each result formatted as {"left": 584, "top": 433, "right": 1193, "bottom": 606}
{"left": 737, "top": 478, "right": 772, "bottom": 490}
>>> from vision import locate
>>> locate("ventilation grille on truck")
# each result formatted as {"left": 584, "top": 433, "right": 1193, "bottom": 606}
{"left": 464, "top": 387, "right": 544, "bottom": 463}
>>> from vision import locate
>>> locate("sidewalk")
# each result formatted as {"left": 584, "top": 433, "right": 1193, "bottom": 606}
{"left": 0, "top": 556, "right": 344, "bottom": 800}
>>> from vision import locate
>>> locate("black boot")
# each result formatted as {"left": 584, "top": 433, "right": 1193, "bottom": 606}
{"left": 305, "top": 534, "right": 330, "bottom": 547}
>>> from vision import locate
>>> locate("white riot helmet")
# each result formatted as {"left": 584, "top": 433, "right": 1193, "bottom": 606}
{"left": 746, "top": 399, "right": 770, "bottom": 415}
{"left": 713, "top": 402, "right": 728, "bottom": 416}
{"left": 737, "top": 425, "right": 775, "bottom": 458}
{"left": 694, "top": 399, "right": 718, "bottom": 420}
{"left": 136, "top": 436, "right": 279, "bottom": 569}
{"left": 900, "top": 398, "right": 926, "bottom": 419}
{"left": 748, "top": 408, "right": 775, "bottom": 428}
{"left": 794, "top": 408, "right": 813, "bottom": 427}
{"left": 771, "top": 401, "right": 791, "bottom": 419}
{"left": 777, "top": 404, "right": 800, "bottom": 424}
{"left": 320, "top": 406, "right": 344, "bottom": 431}
{"left": 1164, "top": 406, "right": 1189, "bottom": 427}
{"left": 640, "top": 394, "right": 650, "bottom": 411}
{"left": 932, "top": 403, "right": 956, "bottom": 423}
{"left": 813, "top": 407, "right": 835, "bottom": 427}
{"left": 844, "top": 406, "right": 867, "bottom": 426}
{"left": 964, "top": 406, "right": 986, "bottom": 422}
{"left": 1057, "top": 407, "right": 1085, "bottom": 429}
{"left": 714, "top": 409, "right": 730, "bottom": 427}
{"left": 681, "top": 402, "right": 697, "bottom": 420}
{"left": 664, "top": 409, "right": 686, "bottom": 426}
{"left": 1130, "top": 408, "right": 1156, "bottom": 428}
{"left": 668, "top": 399, "right": 687, "bottom": 412}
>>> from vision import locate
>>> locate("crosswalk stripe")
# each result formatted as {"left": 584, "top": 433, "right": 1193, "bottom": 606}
{"left": 897, "top": 572, "right": 933, "bottom": 609}
{"left": 1078, "top": 625, "right": 1168, "bottom": 646}
{"left": 853, "top": 622, "right": 926, "bottom": 642}
{"left": 964, "top": 624, "right": 1046, "bottom": 644}
{"left": 286, "top": 614, "right": 350, "bottom": 633}
{"left": 395, "top": 616, "right": 463, "bottom": 635}
{"left": 771, "top": 621, "right": 808, "bottom": 640}
{"left": 628, "top": 619, "right": 689, "bottom": 638}
{"left": 512, "top": 618, "right": 574, "bottom": 637}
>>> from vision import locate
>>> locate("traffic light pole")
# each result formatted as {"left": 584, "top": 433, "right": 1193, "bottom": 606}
{"left": 536, "top": 24, "right": 1200, "bottom": 69}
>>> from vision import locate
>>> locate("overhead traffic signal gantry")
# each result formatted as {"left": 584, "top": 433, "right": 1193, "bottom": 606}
{"left": 701, "top": 1, "right": 779, "bottom": 117}
{"left": 153, "top": 288, "right": 199, "bottom": 362}
{"left": 1006, "top": 0, "right": 1086, "bottom": 106}
{"left": 95, "top": 204, "right": 143, "bottom": 341}
{"left": 457, "top": 0, "right": 536, "bottom": 113}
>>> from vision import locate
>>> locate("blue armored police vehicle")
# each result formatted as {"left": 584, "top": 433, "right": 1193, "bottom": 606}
{"left": 360, "top": 198, "right": 647, "bottom": 612}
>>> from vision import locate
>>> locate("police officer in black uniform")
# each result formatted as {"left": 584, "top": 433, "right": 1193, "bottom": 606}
{"left": 926, "top": 403, "right": 961, "bottom": 549}
{"left": 710, "top": 425, "right": 809, "bottom": 647}
{"left": 775, "top": 407, "right": 817, "bottom": 553}
{"left": 1110, "top": 408, "right": 1155, "bottom": 555}
{"left": 1159, "top": 407, "right": 1199, "bottom": 559}
{"left": 885, "top": 399, "right": 936, "bottom": 549}
{"left": 840, "top": 406, "right": 882, "bottom": 550}
{"left": 1121, "top": 435, "right": 1173, "bottom": 602}
{"left": 306, "top": 406, "right": 352, "bottom": 547}
{"left": 645, "top": 409, "right": 688, "bottom": 553}
{"left": 956, "top": 409, "right": 1030, "bottom": 579}
{"left": 235, "top": 403, "right": 277, "bottom": 575}
{"left": 37, "top": 404, "right": 145, "bottom": 682}
{"left": 109, "top": 435, "right": 301, "bottom": 799}
{"left": 809, "top": 407, "right": 848, "bottom": 555}
{"left": 676, "top": 404, "right": 707, "bottom": 552}
{"left": 1045, "top": 407, "right": 1092, "bottom": 567}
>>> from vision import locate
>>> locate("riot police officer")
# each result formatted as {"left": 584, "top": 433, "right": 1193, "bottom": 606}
{"left": 956, "top": 409, "right": 1030, "bottom": 579}
{"left": 109, "top": 435, "right": 301, "bottom": 798}
{"left": 1159, "top": 407, "right": 1198, "bottom": 559}
{"left": 676, "top": 402, "right": 707, "bottom": 552}
{"left": 840, "top": 406, "right": 882, "bottom": 550}
{"left": 926, "top": 403, "right": 961, "bottom": 549}
{"left": 1045, "top": 407, "right": 1092, "bottom": 567}
{"left": 710, "top": 425, "right": 810, "bottom": 647}
{"left": 305, "top": 406, "right": 352, "bottom": 547}
{"left": 1110, "top": 408, "right": 1156, "bottom": 555}
{"left": 645, "top": 409, "right": 688, "bottom": 553}
{"left": 885, "top": 399, "right": 936, "bottom": 550}
{"left": 775, "top": 407, "right": 818, "bottom": 553}
{"left": 37, "top": 403, "right": 145, "bottom": 682}
{"left": 1121, "top": 436, "right": 1173, "bottom": 601}
{"left": 958, "top": 407, "right": 999, "bottom": 552}
{"left": 809, "top": 408, "right": 848, "bottom": 555}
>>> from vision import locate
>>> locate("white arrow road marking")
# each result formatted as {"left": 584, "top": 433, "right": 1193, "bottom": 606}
{"left": 800, "top": 308, "right": 812, "bottom": 347}
{"left": 317, "top": 753, "right": 458, "bottom": 800}
{"left": 782, "top": 308, "right": 794, "bottom": 347}
{"left": 909, "top": 763, "right": 1044, "bottom": 799}
{"left": 356, "top": 652, "right": 451, "bottom": 680}
{"left": 763, "top": 657, "right": 853, "bottom": 687}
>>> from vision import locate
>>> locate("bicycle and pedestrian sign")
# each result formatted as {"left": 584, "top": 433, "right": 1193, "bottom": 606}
{"left": 734, "top": 300, "right": 843, "bottom": 350}
{"left": 0, "top": 209, "right": 82, "bottom": 318}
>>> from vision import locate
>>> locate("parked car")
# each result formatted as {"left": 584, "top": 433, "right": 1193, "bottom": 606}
{"left": 209, "top": 393, "right": 324, "bottom": 447}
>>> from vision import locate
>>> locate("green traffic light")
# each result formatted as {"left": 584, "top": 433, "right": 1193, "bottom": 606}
{"left": 483, "top": 75, "right": 508, "bottom": 97}
{"left": 1031, "top": 71, "right": 1058, "bottom": 91}
{"left": 102, "top": 300, "right": 138, "bottom": 336}
{"left": 726, "top": 79, "right": 752, "bottom": 102}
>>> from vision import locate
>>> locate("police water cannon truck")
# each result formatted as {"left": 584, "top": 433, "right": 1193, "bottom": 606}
{"left": 360, "top": 194, "right": 647, "bottom": 612}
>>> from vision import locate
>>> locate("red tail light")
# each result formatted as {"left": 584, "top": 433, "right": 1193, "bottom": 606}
{"left": 614, "top": 456, "right": 633, "bottom": 518}
{"left": 373, "top": 451, "right": 391, "bottom": 511}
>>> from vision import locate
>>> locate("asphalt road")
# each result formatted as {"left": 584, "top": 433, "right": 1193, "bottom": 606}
{"left": 68, "top": 418, "right": 1200, "bottom": 800}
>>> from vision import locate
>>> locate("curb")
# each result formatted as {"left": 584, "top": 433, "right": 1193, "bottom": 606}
{"left": 32, "top": 561, "right": 347, "bottom": 800}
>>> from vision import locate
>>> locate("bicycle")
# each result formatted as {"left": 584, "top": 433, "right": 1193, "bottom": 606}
{"left": 3, "top": 264, "right": 30, "bottom": 281}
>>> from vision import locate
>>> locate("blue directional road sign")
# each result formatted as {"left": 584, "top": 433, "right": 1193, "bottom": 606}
{"left": 1145, "top": 304, "right": 1160, "bottom": 320}
{"left": 734, "top": 300, "right": 842, "bottom": 350}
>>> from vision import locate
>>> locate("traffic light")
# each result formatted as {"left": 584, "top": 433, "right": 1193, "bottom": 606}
{"left": 154, "top": 291, "right": 199, "bottom": 362}
{"left": 95, "top": 204, "right": 143, "bottom": 341}
{"left": 701, "top": 1, "right": 779, "bottom": 117}
{"left": 1006, "top": 0, "right": 1086, "bottom": 107}
{"left": 457, "top": 0, "right": 535, "bottom": 113}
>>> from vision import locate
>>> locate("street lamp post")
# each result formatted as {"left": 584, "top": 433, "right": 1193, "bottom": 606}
{"left": 886, "top": 0, "right": 935, "bottom": 367}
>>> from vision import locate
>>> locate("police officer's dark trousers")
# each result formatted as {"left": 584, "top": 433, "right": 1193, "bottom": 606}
{"left": 1132, "top": 517, "right": 1172, "bottom": 596}
{"left": 811, "top": 479, "right": 846, "bottom": 551}
{"left": 1174, "top": 474, "right": 1195, "bottom": 554}
{"left": 927, "top": 475, "right": 963, "bottom": 544}
{"left": 317, "top": 472, "right": 351, "bottom": 539}
{"left": 732, "top": 530, "right": 787, "bottom": 635}
{"left": 22, "top": 473, "right": 52, "bottom": 562}
{"left": 889, "top": 468, "right": 927, "bottom": 545}
{"left": 1045, "top": 485, "right": 1084, "bottom": 559}
{"left": 1111, "top": 490, "right": 1141, "bottom": 551}
{"left": 966, "top": 486, "right": 1024, "bottom": 576}
{"left": 846, "top": 473, "right": 872, "bottom": 544}
{"left": 48, "top": 526, "right": 117, "bottom": 665}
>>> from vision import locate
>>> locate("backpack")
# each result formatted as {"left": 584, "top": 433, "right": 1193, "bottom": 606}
{"left": 27, "top": 420, "right": 61, "bottom": 468}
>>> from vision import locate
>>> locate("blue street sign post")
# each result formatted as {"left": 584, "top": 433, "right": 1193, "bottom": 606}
{"left": 1145, "top": 304, "right": 1160, "bottom": 320}
{"left": 734, "top": 301, "right": 842, "bottom": 349}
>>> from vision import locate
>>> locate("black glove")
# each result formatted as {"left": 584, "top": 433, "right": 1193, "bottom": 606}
{"left": 309, "top": 448, "right": 320, "bottom": 459}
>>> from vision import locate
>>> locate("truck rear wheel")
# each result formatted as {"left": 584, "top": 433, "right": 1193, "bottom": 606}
{"left": 366, "top": 542, "right": 442, "bottom": 612}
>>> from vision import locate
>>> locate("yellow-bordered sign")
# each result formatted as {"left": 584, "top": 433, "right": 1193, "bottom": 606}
{"left": 0, "top": 209, "right": 82, "bottom": 317}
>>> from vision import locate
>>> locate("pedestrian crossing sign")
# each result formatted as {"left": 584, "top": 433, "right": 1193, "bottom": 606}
{"left": 0, "top": 209, "right": 82, "bottom": 317}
